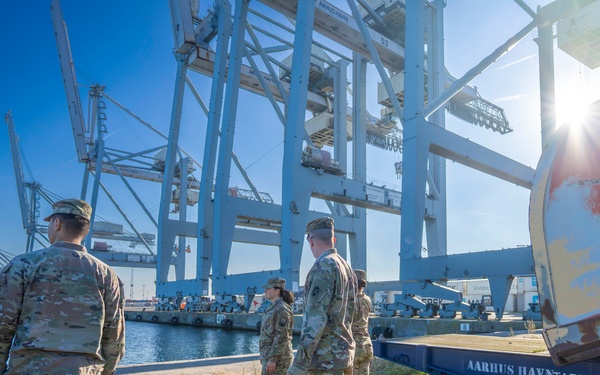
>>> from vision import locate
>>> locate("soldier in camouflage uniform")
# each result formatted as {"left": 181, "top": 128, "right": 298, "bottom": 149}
{"left": 0, "top": 199, "right": 125, "bottom": 374}
{"left": 288, "top": 217, "right": 357, "bottom": 375}
{"left": 352, "top": 269, "right": 373, "bottom": 374}
{"left": 259, "top": 277, "right": 294, "bottom": 375}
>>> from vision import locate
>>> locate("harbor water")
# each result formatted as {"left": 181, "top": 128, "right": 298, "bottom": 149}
{"left": 121, "top": 320, "right": 299, "bottom": 365}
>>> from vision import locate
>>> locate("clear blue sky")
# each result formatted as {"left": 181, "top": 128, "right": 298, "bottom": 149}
{"left": 1, "top": 1, "right": 599, "bottom": 299}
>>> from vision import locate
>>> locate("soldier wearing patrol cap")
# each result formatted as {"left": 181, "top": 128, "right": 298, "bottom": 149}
{"left": 0, "top": 198, "right": 125, "bottom": 374}
{"left": 352, "top": 269, "right": 373, "bottom": 374}
{"left": 288, "top": 217, "right": 357, "bottom": 375}
{"left": 259, "top": 277, "right": 294, "bottom": 374}
{"left": 43, "top": 198, "right": 92, "bottom": 221}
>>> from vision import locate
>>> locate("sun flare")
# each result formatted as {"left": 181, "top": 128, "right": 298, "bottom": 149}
{"left": 555, "top": 92, "right": 591, "bottom": 128}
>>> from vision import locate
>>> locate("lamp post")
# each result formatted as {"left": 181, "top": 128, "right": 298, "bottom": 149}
{"left": 142, "top": 285, "right": 145, "bottom": 300}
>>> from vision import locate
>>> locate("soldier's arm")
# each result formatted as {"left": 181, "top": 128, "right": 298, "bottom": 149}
{"left": 292, "top": 266, "right": 334, "bottom": 369}
{"left": 266, "top": 307, "right": 292, "bottom": 362}
{"left": 347, "top": 265, "right": 358, "bottom": 325}
{"left": 0, "top": 262, "right": 25, "bottom": 372}
{"left": 100, "top": 274, "right": 125, "bottom": 375}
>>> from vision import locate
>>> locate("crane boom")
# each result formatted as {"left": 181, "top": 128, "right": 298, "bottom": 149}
{"left": 5, "top": 111, "right": 31, "bottom": 231}
{"left": 50, "top": 0, "right": 89, "bottom": 162}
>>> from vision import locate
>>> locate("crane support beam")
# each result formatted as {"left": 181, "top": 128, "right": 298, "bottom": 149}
{"left": 188, "top": 47, "right": 328, "bottom": 113}
{"left": 426, "top": 121, "right": 535, "bottom": 189}
{"left": 295, "top": 168, "right": 406, "bottom": 215}
{"left": 50, "top": 0, "right": 89, "bottom": 162}
{"left": 87, "top": 161, "right": 200, "bottom": 189}
{"left": 423, "top": 19, "right": 537, "bottom": 118}
{"left": 103, "top": 93, "right": 202, "bottom": 168}
{"left": 88, "top": 251, "right": 157, "bottom": 269}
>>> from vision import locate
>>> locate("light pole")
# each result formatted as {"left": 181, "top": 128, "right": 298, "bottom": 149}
{"left": 142, "top": 284, "right": 145, "bottom": 300}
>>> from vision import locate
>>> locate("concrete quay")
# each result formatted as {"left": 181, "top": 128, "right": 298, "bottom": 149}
{"left": 124, "top": 308, "right": 540, "bottom": 338}
{"left": 117, "top": 353, "right": 262, "bottom": 375}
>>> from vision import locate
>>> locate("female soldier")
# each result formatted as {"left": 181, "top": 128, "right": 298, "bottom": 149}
{"left": 259, "top": 277, "right": 294, "bottom": 374}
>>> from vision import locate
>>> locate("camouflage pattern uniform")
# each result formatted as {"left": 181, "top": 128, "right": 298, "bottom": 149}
{"left": 259, "top": 297, "right": 294, "bottom": 374}
{"left": 289, "top": 248, "right": 357, "bottom": 375}
{"left": 352, "top": 283, "right": 373, "bottom": 374}
{"left": 0, "top": 239, "right": 125, "bottom": 374}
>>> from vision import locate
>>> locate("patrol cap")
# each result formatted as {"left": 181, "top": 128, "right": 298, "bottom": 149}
{"left": 44, "top": 198, "right": 92, "bottom": 222}
{"left": 262, "top": 277, "right": 286, "bottom": 289}
{"left": 306, "top": 216, "right": 334, "bottom": 233}
{"left": 355, "top": 269, "right": 367, "bottom": 283}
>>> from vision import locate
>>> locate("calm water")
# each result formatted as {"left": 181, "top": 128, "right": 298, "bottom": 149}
{"left": 121, "top": 321, "right": 299, "bottom": 365}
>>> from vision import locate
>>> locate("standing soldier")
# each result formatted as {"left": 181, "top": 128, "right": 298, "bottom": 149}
{"left": 0, "top": 199, "right": 125, "bottom": 374}
{"left": 288, "top": 217, "right": 357, "bottom": 375}
{"left": 352, "top": 269, "right": 373, "bottom": 374}
{"left": 259, "top": 277, "right": 294, "bottom": 375}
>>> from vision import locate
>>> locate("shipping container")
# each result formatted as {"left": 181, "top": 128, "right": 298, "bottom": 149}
{"left": 127, "top": 254, "right": 142, "bottom": 262}
{"left": 523, "top": 276, "right": 538, "bottom": 293}
{"left": 524, "top": 291, "right": 539, "bottom": 306}
{"left": 94, "top": 221, "right": 124, "bottom": 234}
{"left": 465, "top": 279, "right": 491, "bottom": 295}
{"left": 505, "top": 294, "right": 518, "bottom": 312}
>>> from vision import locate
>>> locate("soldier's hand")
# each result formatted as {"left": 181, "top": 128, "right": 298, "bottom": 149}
{"left": 266, "top": 360, "right": 276, "bottom": 374}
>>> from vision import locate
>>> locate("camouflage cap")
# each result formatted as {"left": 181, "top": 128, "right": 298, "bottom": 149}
{"left": 262, "top": 277, "right": 286, "bottom": 289}
{"left": 355, "top": 269, "right": 367, "bottom": 282}
{"left": 43, "top": 198, "right": 92, "bottom": 222}
{"left": 306, "top": 216, "right": 334, "bottom": 233}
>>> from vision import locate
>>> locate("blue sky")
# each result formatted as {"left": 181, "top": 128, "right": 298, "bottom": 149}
{"left": 1, "top": 0, "right": 599, "bottom": 299}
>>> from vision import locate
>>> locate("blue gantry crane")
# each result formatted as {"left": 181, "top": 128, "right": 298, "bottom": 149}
{"left": 5, "top": 110, "right": 58, "bottom": 253}
{"left": 153, "top": 0, "right": 522, "bottom": 315}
